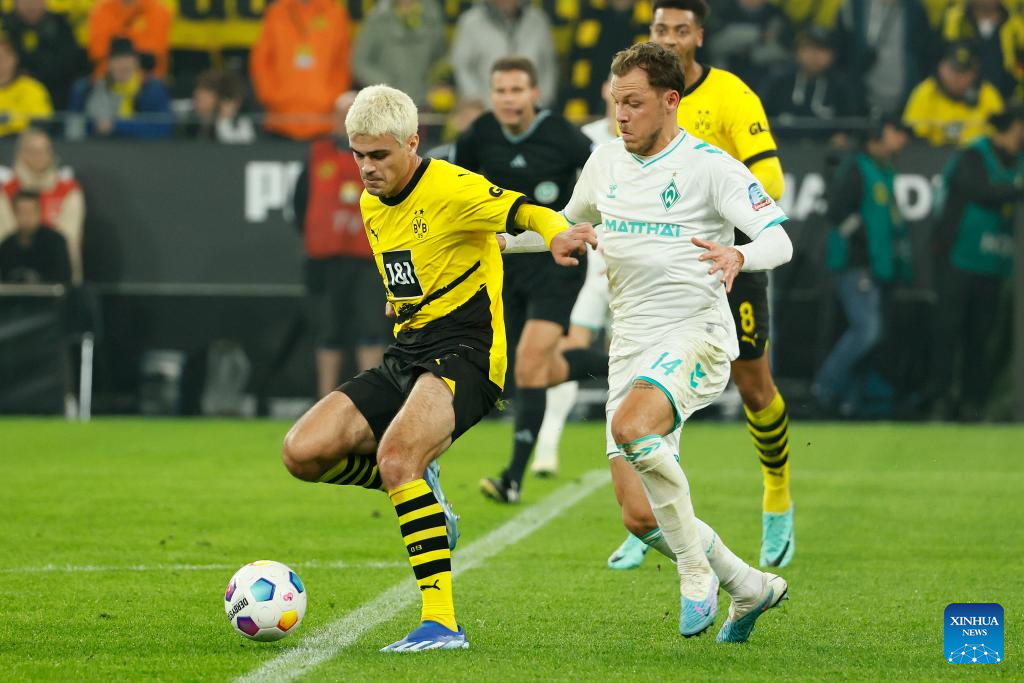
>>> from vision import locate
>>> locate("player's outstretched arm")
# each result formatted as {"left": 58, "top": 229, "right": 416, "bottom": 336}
{"left": 510, "top": 204, "right": 597, "bottom": 266}
{"left": 692, "top": 228, "right": 792, "bottom": 293}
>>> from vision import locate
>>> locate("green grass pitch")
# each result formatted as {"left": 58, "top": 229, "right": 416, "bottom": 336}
{"left": 1, "top": 418, "right": 1021, "bottom": 681}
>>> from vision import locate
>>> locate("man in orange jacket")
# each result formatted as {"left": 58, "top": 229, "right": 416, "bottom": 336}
{"left": 250, "top": 0, "right": 352, "bottom": 140}
{"left": 87, "top": 0, "right": 172, "bottom": 78}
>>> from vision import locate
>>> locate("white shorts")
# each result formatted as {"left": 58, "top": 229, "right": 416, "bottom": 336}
{"left": 569, "top": 248, "right": 610, "bottom": 332}
{"left": 605, "top": 327, "right": 731, "bottom": 458}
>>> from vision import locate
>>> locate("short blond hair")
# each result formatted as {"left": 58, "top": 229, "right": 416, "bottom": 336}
{"left": 345, "top": 85, "right": 418, "bottom": 144}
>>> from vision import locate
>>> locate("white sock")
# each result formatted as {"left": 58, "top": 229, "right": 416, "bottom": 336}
{"left": 621, "top": 434, "right": 711, "bottom": 599}
{"left": 640, "top": 521, "right": 759, "bottom": 599}
{"left": 534, "top": 381, "right": 577, "bottom": 464}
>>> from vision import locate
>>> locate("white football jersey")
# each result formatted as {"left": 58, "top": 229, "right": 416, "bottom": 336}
{"left": 561, "top": 129, "right": 788, "bottom": 358}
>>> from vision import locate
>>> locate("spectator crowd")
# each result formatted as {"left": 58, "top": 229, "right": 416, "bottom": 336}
{"left": 0, "top": 0, "right": 1023, "bottom": 144}
{"left": 1, "top": 0, "right": 1022, "bottom": 423}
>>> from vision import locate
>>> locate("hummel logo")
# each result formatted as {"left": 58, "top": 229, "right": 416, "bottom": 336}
{"left": 689, "top": 362, "right": 706, "bottom": 389}
{"left": 420, "top": 580, "right": 441, "bottom": 591}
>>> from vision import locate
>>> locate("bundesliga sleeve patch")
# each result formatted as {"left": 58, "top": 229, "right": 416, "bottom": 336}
{"left": 748, "top": 183, "right": 772, "bottom": 211}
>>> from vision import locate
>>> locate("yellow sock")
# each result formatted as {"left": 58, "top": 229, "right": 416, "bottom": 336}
{"left": 744, "top": 391, "right": 792, "bottom": 513}
{"left": 389, "top": 479, "right": 457, "bottom": 631}
{"left": 317, "top": 455, "right": 384, "bottom": 490}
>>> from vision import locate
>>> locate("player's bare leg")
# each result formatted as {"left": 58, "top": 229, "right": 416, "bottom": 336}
{"left": 483, "top": 320, "right": 607, "bottom": 501}
{"left": 606, "top": 453, "right": 655, "bottom": 569}
{"left": 315, "top": 349, "right": 344, "bottom": 399}
{"left": 532, "top": 325, "right": 595, "bottom": 477}
{"left": 482, "top": 319, "right": 566, "bottom": 502}
{"left": 356, "top": 344, "right": 385, "bottom": 374}
{"left": 611, "top": 381, "right": 718, "bottom": 637}
{"left": 373, "top": 374, "right": 468, "bottom": 651}
{"left": 282, "top": 390, "right": 379, "bottom": 485}
{"left": 609, "top": 452, "right": 789, "bottom": 642}
{"left": 283, "top": 378, "right": 467, "bottom": 651}
{"left": 732, "top": 354, "right": 795, "bottom": 568}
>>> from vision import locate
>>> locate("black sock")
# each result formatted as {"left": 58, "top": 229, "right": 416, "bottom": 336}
{"left": 563, "top": 348, "right": 609, "bottom": 381}
{"left": 503, "top": 387, "right": 547, "bottom": 486}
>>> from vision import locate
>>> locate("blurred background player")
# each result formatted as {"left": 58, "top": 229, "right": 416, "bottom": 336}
{"left": 613, "top": 0, "right": 795, "bottom": 570}
{"left": 531, "top": 76, "right": 616, "bottom": 478}
{"left": 451, "top": 56, "right": 606, "bottom": 504}
{"left": 280, "top": 84, "right": 594, "bottom": 651}
{"left": 291, "top": 92, "right": 390, "bottom": 398}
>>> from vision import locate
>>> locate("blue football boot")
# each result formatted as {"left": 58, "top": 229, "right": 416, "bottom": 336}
{"left": 717, "top": 572, "right": 789, "bottom": 643}
{"left": 380, "top": 621, "right": 469, "bottom": 653}
{"left": 760, "top": 505, "right": 795, "bottom": 568}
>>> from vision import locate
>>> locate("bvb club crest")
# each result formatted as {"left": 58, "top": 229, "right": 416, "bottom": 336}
{"left": 693, "top": 109, "right": 713, "bottom": 136}
{"left": 412, "top": 209, "right": 428, "bottom": 239}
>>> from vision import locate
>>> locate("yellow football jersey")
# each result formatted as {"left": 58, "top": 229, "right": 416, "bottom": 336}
{"left": 677, "top": 66, "right": 785, "bottom": 200}
{"left": 359, "top": 158, "right": 526, "bottom": 388}
{"left": 902, "top": 77, "right": 1005, "bottom": 147}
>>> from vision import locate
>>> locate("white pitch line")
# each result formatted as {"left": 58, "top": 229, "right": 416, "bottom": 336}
{"left": 0, "top": 559, "right": 408, "bottom": 575}
{"left": 236, "top": 468, "right": 611, "bottom": 683}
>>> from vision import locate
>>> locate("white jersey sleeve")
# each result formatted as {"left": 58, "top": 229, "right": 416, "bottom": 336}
{"left": 710, "top": 155, "right": 788, "bottom": 242}
{"left": 561, "top": 153, "right": 602, "bottom": 226}
{"left": 499, "top": 230, "right": 549, "bottom": 253}
{"left": 735, "top": 227, "right": 793, "bottom": 271}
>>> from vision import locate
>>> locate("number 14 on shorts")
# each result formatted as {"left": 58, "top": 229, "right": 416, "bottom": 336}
{"left": 649, "top": 352, "right": 706, "bottom": 388}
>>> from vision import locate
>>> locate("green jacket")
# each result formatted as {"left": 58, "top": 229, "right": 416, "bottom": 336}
{"left": 944, "top": 137, "right": 1019, "bottom": 277}
{"left": 827, "top": 152, "right": 912, "bottom": 282}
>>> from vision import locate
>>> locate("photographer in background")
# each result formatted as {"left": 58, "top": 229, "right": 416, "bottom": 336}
{"left": 929, "top": 107, "right": 1024, "bottom": 420}
{"left": 813, "top": 117, "right": 912, "bottom": 417}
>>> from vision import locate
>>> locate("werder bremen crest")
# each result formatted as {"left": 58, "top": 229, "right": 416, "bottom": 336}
{"left": 660, "top": 178, "right": 680, "bottom": 211}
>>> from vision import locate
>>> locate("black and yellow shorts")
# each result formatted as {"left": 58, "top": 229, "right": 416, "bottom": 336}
{"left": 727, "top": 271, "right": 770, "bottom": 361}
{"left": 339, "top": 345, "right": 502, "bottom": 442}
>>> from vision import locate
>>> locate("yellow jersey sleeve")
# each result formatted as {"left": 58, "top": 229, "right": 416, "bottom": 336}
{"left": 448, "top": 167, "right": 527, "bottom": 234}
{"left": 513, "top": 204, "right": 565, "bottom": 247}
{"left": 724, "top": 86, "right": 779, "bottom": 170}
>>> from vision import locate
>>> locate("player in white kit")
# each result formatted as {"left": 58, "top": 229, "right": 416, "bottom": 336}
{"left": 565, "top": 42, "right": 792, "bottom": 640}
{"left": 502, "top": 43, "right": 792, "bottom": 640}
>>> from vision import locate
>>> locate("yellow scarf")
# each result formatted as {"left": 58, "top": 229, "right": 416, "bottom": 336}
{"left": 111, "top": 73, "right": 142, "bottom": 118}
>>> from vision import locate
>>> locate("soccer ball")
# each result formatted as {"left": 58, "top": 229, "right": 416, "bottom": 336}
{"left": 224, "top": 560, "right": 307, "bottom": 641}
